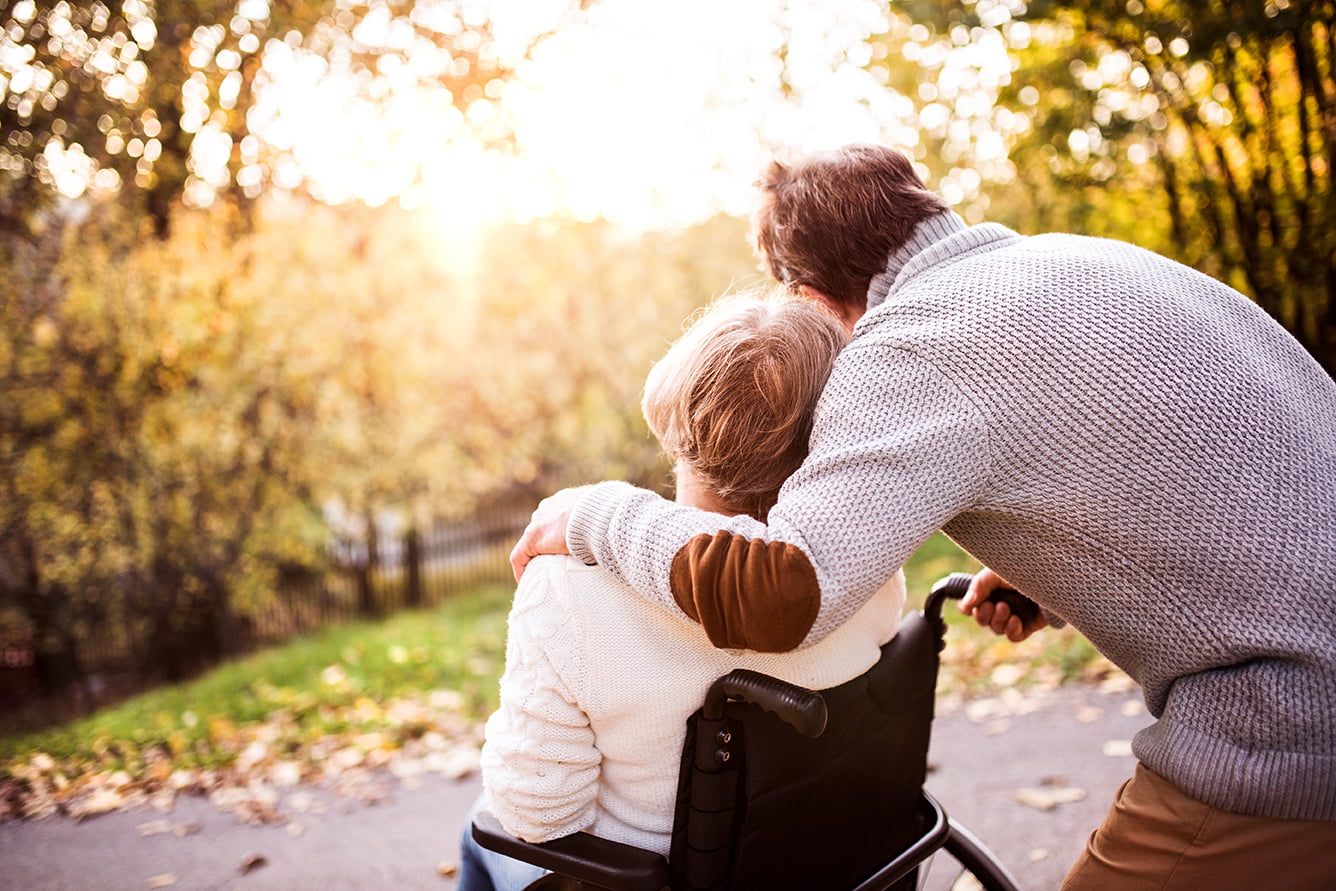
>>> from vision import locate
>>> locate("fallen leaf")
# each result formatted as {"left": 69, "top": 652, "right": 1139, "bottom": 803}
{"left": 429, "top": 689, "right": 464, "bottom": 710}
{"left": 147, "top": 875, "right": 177, "bottom": 888}
{"left": 965, "top": 697, "right": 1002, "bottom": 722}
{"left": 1102, "top": 739, "right": 1134, "bottom": 758}
{"left": 1097, "top": 672, "right": 1136, "bottom": 694}
{"left": 1012, "top": 785, "right": 1087, "bottom": 811}
{"left": 22, "top": 792, "right": 58, "bottom": 820}
{"left": 286, "top": 790, "right": 315, "bottom": 813}
{"left": 320, "top": 664, "right": 347, "bottom": 686}
{"left": 270, "top": 760, "right": 303, "bottom": 787}
{"left": 440, "top": 745, "right": 481, "bottom": 779}
{"left": 136, "top": 819, "right": 172, "bottom": 837}
{"left": 1027, "top": 848, "right": 1050, "bottom": 862}
{"left": 990, "top": 664, "right": 1024, "bottom": 686}
{"left": 240, "top": 853, "right": 268, "bottom": 875}
{"left": 169, "top": 769, "right": 199, "bottom": 792}
{"left": 437, "top": 860, "right": 458, "bottom": 878}
{"left": 286, "top": 820, "right": 305, "bottom": 838}
{"left": 1120, "top": 699, "right": 1144, "bottom": 717}
{"left": 237, "top": 741, "right": 270, "bottom": 771}
{"left": 1074, "top": 705, "right": 1103, "bottom": 723}
{"left": 70, "top": 786, "right": 125, "bottom": 819}
{"left": 172, "top": 820, "right": 203, "bottom": 837}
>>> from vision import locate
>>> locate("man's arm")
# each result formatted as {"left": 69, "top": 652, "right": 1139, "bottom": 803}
{"left": 511, "top": 481, "right": 823, "bottom": 650}
{"left": 512, "top": 345, "right": 994, "bottom": 653}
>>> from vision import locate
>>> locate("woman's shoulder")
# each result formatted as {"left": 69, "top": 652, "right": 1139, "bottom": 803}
{"left": 520, "top": 554, "right": 622, "bottom": 593}
{"left": 512, "top": 555, "right": 634, "bottom": 620}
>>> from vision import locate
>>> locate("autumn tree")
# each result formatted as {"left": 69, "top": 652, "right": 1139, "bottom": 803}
{"left": 0, "top": 0, "right": 574, "bottom": 236}
{"left": 2, "top": 204, "right": 330, "bottom": 686}
{"left": 1, "top": 0, "right": 622, "bottom": 699}
{"left": 458, "top": 214, "right": 759, "bottom": 508}
{"left": 919, "top": 0, "right": 1336, "bottom": 373}
{"left": 0, "top": 191, "right": 763, "bottom": 695}
{"left": 1066, "top": 0, "right": 1329, "bottom": 373}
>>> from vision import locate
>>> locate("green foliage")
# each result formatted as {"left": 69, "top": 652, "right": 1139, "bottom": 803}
{"left": 864, "top": 0, "right": 1335, "bottom": 372}
{"left": 861, "top": 1, "right": 1031, "bottom": 223}
{"left": 0, "top": 198, "right": 467, "bottom": 681}
{"left": 14, "top": 216, "right": 232, "bottom": 675}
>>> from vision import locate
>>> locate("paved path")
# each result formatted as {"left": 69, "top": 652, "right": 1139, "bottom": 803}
{"left": 922, "top": 678, "right": 1149, "bottom": 889}
{"left": 0, "top": 680, "right": 1152, "bottom": 891}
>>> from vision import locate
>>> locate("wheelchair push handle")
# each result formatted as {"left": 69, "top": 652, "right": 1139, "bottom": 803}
{"left": 925, "top": 571, "right": 1040, "bottom": 627}
{"left": 703, "top": 668, "right": 829, "bottom": 738}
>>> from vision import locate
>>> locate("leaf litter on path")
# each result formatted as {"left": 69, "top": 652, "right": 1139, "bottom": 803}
{"left": 1, "top": 689, "right": 485, "bottom": 826}
{"left": 1012, "top": 777, "right": 1088, "bottom": 811}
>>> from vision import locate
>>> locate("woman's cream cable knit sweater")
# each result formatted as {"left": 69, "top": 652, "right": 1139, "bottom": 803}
{"left": 567, "top": 213, "right": 1336, "bottom": 821}
{"left": 480, "top": 557, "right": 904, "bottom": 851}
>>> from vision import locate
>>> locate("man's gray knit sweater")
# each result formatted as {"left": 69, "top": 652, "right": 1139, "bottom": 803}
{"left": 568, "top": 212, "right": 1336, "bottom": 821}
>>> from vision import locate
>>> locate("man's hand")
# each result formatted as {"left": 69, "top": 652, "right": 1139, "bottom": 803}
{"left": 959, "top": 566, "right": 1048, "bottom": 642}
{"left": 509, "top": 486, "right": 594, "bottom": 581}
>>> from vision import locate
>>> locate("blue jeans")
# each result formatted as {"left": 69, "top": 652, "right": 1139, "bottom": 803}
{"left": 457, "top": 797, "right": 550, "bottom": 891}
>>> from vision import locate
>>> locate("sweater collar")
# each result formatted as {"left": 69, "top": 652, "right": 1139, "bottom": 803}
{"left": 865, "top": 212, "right": 968, "bottom": 309}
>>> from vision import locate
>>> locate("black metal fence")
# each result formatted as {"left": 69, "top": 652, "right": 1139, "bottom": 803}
{"left": 258, "top": 507, "right": 529, "bottom": 638}
{"left": 0, "top": 508, "right": 530, "bottom": 717}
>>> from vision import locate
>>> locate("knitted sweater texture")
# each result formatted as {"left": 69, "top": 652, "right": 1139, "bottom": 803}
{"left": 480, "top": 556, "right": 903, "bottom": 852}
{"left": 569, "top": 213, "right": 1336, "bottom": 821}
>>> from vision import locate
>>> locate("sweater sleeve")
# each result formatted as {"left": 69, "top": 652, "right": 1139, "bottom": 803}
{"left": 568, "top": 343, "right": 993, "bottom": 650}
{"left": 480, "top": 560, "right": 602, "bottom": 843}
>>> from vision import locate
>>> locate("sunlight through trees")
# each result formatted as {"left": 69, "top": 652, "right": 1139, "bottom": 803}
{"left": 2, "top": 0, "right": 1331, "bottom": 699}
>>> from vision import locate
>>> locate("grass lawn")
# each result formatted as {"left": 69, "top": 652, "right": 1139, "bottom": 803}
{"left": 0, "top": 584, "right": 514, "bottom": 819}
{"left": 1, "top": 537, "right": 1110, "bottom": 819}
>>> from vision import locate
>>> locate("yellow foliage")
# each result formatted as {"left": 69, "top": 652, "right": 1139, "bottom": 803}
{"left": 2, "top": 197, "right": 761, "bottom": 683}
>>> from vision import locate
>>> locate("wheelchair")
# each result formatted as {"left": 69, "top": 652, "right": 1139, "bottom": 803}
{"left": 472, "top": 572, "right": 1025, "bottom": 890}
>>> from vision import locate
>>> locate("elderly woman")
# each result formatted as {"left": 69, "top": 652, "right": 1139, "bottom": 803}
{"left": 457, "top": 292, "right": 906, "bottom": 891}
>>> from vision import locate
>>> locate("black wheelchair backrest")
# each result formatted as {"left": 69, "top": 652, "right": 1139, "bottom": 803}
{"left": 668, "top": 609, "right": 943, "bottom": 890}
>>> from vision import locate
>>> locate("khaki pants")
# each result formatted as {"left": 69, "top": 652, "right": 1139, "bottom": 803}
{"left": 1062, "top": 764, "right": 1336, "bottom": 890}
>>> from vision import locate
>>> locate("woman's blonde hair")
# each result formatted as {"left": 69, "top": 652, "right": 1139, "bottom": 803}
{"left": 642, "top": 290, "right": 849, "bottom": 521}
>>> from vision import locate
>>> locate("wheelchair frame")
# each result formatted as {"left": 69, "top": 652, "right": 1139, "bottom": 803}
{"left": 472, "top": 572, "right": 1024, "bottom": 891}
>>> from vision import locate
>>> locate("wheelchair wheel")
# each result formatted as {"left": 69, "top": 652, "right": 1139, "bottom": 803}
{"left": 916, "top": 819, "right": 1021, "bottom": 891}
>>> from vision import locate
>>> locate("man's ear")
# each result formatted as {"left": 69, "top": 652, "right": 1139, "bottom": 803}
{"left": 794, "top": 285, "right": 860, "bottom": 335}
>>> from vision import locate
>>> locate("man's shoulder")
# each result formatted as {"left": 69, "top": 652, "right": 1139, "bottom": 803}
{"left": 1018, "top": 231, "right": 1186, "bottom": 270}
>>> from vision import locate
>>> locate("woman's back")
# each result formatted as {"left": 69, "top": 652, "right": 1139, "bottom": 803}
{"left": 481, "top": 554, "right": 904, "bottom": 855}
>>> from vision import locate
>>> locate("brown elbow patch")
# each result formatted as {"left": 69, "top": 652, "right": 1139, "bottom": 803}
{"left": 669, "top": 531, "right": 821, "bottom": 652}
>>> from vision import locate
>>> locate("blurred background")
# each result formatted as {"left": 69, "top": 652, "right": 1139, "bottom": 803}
{"left": 1, "top": 0, "right": 1332, "bottom": 735}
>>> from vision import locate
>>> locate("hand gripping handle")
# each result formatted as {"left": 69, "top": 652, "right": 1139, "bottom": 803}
{"left": 926, "top": 571, "right": 1040, "bottom": 626}
{"left": 702, "top": 668, "right": 828, "bottom": 738}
